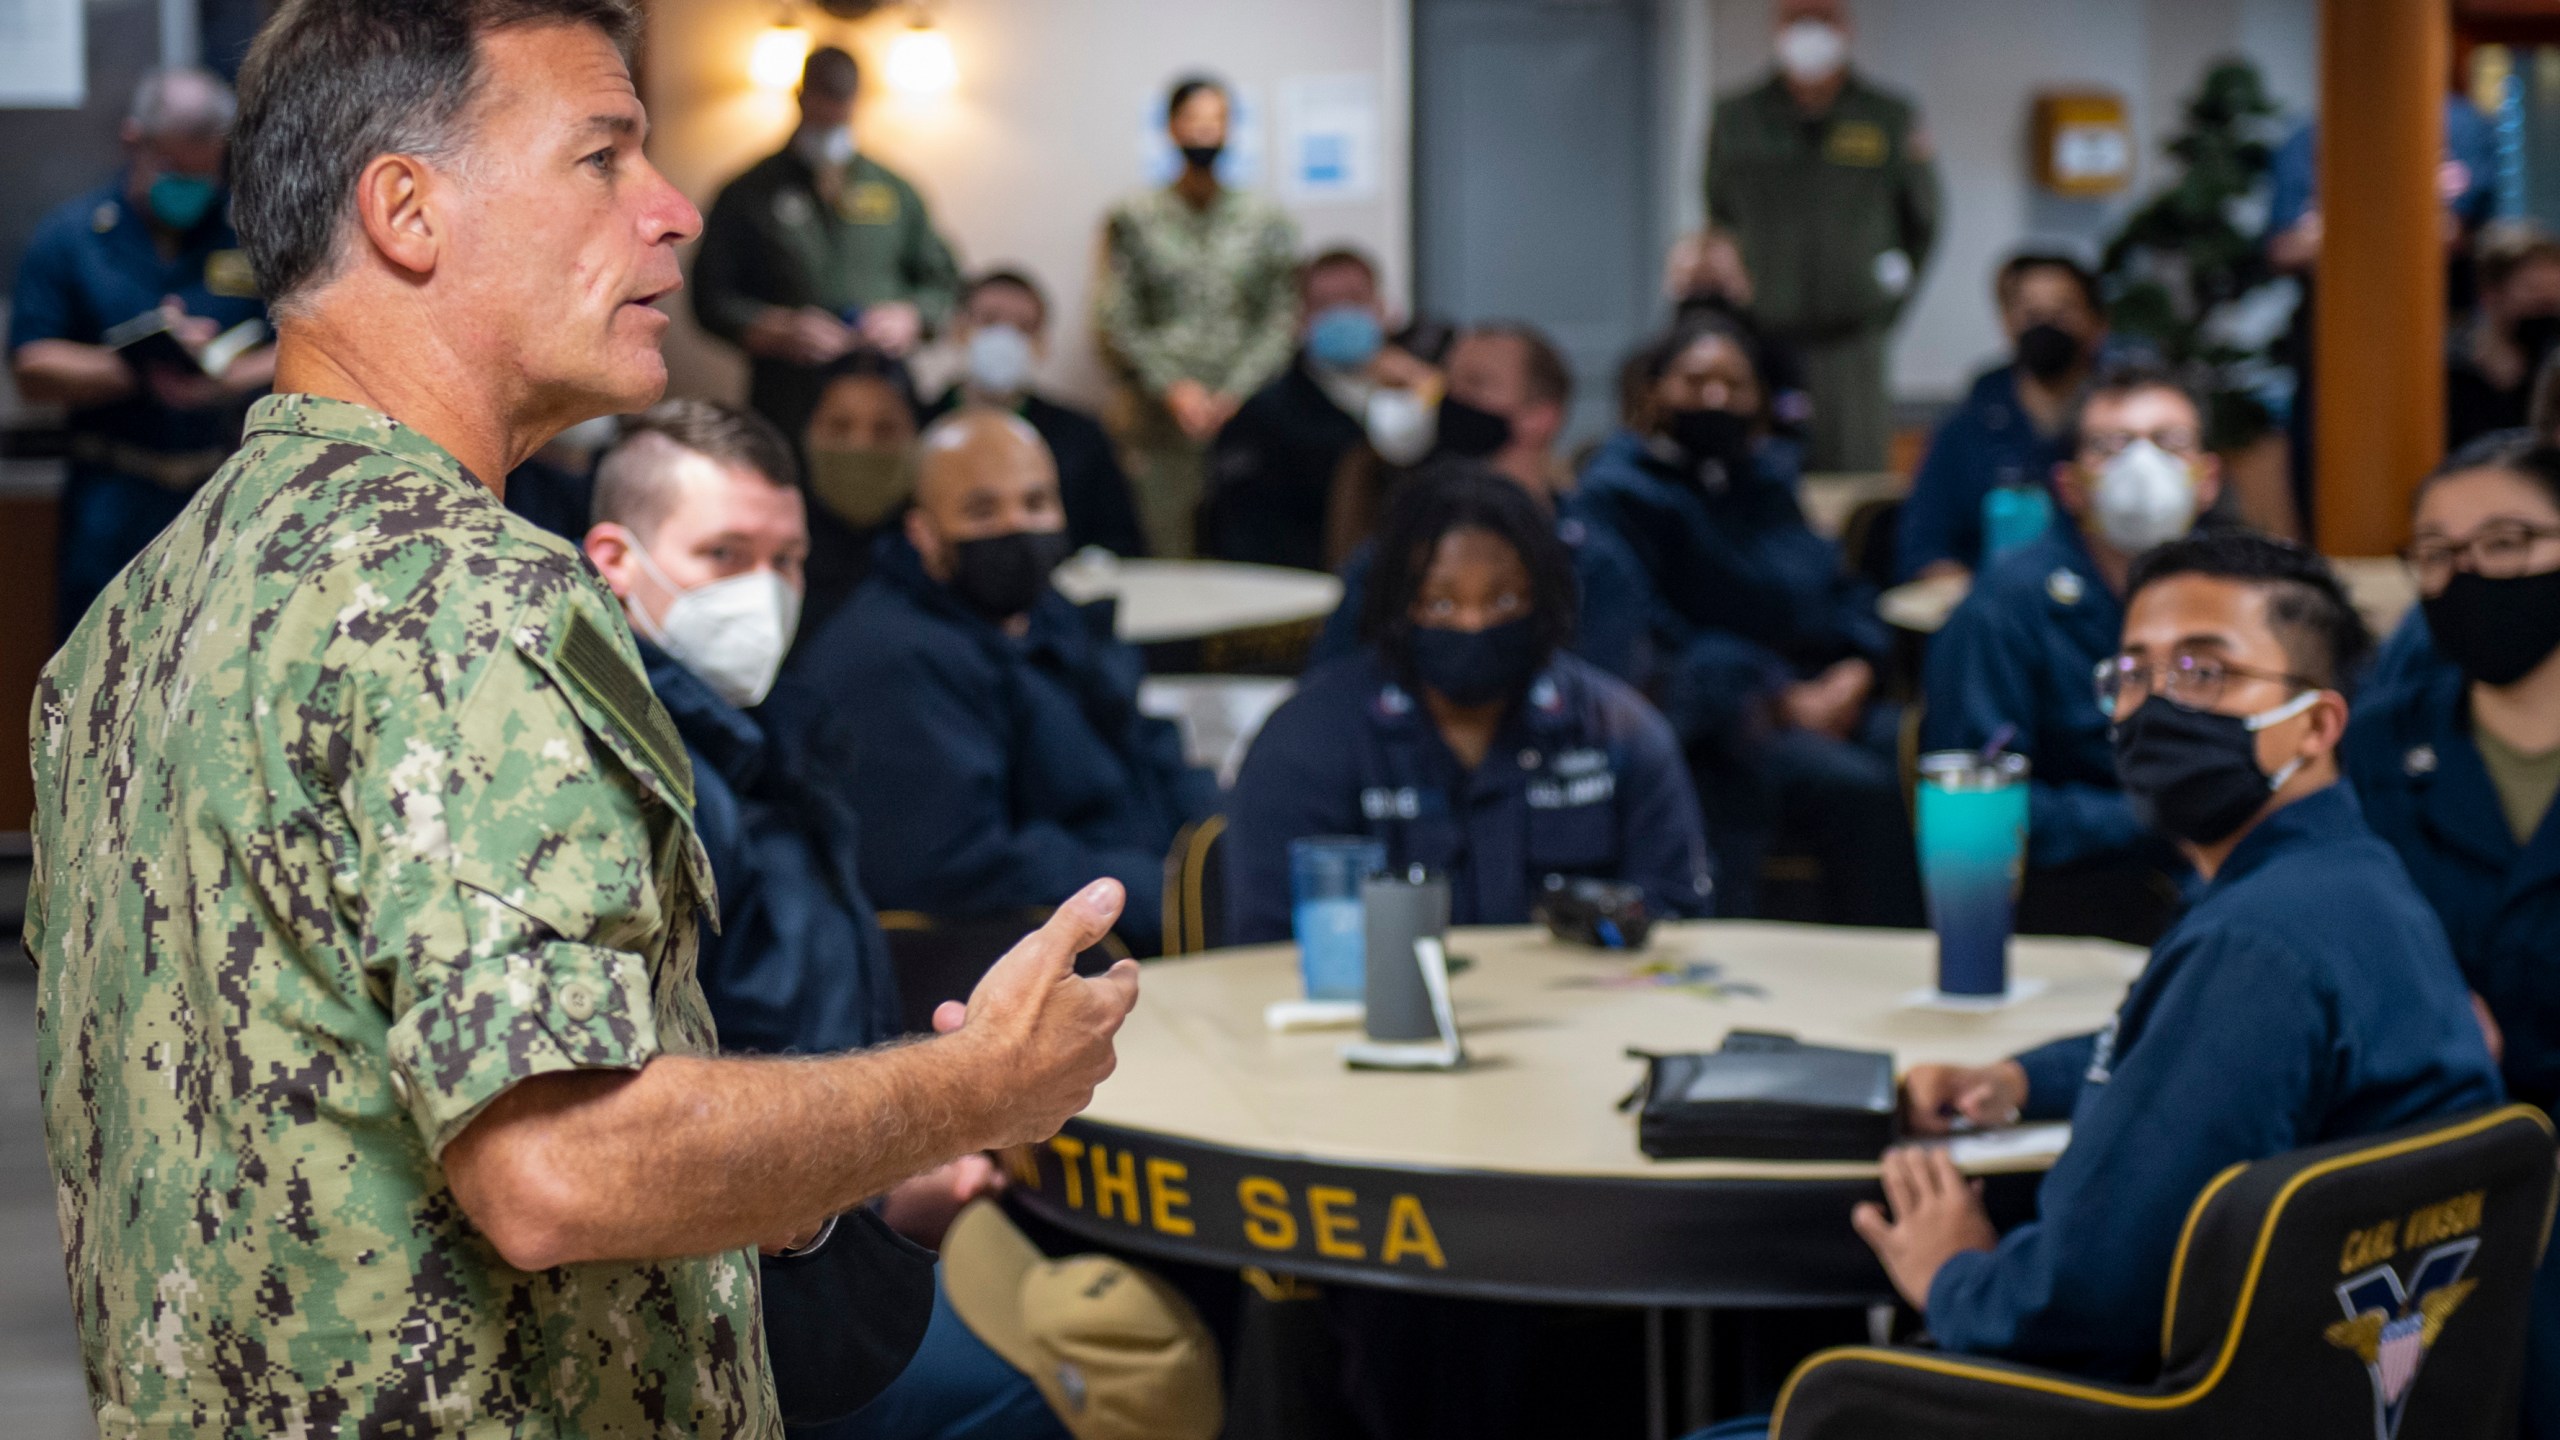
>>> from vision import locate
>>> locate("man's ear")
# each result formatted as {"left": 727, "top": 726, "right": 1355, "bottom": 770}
{"left": 2053, "top": 458, "right": 2092, "bottom": 518}
{"left": 1518, "top": 400, "right": 1565, "bottom": 451}
{"left": 904, "top": 506, "right": 941, "bottom": 575}
{"left": 353, "top": 152, "right": 444, "bottom": 280}
{"left": 582, "top": 523, "right": 637, "bottom": 601}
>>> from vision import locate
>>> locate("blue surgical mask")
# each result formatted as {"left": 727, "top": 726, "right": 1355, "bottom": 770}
{"left": 148, "top": 173, "right": 219, "bottom": 233}
{"left": 1307, "top": 306, "right": 1384, "bottom": 372}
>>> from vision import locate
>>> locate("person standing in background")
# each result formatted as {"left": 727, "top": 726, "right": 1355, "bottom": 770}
{"left": 1705, "top": 0, "right": 1940, "bottom": 473}
{"left": 9, "top": 67, "right": 275, "bottom": 639}
{"left": 1096, "top": 74, "right": 1301, "bottom": 557}
{"left": 925, "top": 269, "right": 1149, "bottom": 558}
{"left": 692, "top": 46, "right": 961, "bottom": 445}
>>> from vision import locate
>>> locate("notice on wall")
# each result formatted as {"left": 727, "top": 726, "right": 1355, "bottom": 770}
{"left": 1140, "top": 83, "right": 1265, "bottom": 192}
{"left": 1277, "top": 73, "right": 1380, "bottom": 204}
{"left": 0, "top": 0, "right": 84, "bottom": 108}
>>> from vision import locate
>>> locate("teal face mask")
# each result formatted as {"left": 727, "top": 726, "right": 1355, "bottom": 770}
{"left": 147, "top": 174, "right": 219, "bottom": 232}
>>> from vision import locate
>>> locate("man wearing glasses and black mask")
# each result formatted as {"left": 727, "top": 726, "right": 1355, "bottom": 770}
{"left": 1850, "top": 533, "right": 2501, "bottom": 1387}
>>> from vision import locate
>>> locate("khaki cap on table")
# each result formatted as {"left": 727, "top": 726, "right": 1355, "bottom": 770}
{"left": 941, "top": 1200, "right": 1223, "bottom": 1440}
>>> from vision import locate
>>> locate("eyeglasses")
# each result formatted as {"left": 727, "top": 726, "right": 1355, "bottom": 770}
{"left": 2400, "top": 521, "right": 2560, "bottom": 590}
{"left": 2092, "top": 653, "right": 2317, "bottom": 711}
{"left": 2079, "top": 427, "right": 2203, "bottom": 462}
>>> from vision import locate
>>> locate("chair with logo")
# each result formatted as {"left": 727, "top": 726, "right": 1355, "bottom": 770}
{"left": 1772, "top": 1104, "right": 2558, "bottom": 1439}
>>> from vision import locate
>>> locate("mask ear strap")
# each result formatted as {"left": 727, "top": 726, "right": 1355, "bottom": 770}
{"left": 621, "top": 533, "right": 684, "bottom": 645}
{"left": 2242, "top": 687, "right": 2322, "bottom": 732}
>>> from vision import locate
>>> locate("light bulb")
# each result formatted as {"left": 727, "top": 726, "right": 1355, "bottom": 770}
{"left": 885, "top": 22, "right": 956, "bottom": 96}
{"left": 750, "top": 22, "right": 810, "bottom": 92}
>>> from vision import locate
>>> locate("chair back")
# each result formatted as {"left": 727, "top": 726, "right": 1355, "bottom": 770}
{"left": 1161, "top": 814, "right": 1229, "bottom": 956}
{"left": 2154, "top": 1103, "right": 2555, "bottom": 1436}
{"left": 1772, "top": 1104, "right": 2555, "bottom": 1440}
{"left": 877, "top": 907, "right": 1131, "bottom": 1034}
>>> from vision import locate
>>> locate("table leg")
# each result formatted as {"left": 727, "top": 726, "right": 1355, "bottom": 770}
{"left": 1646, "top": 1308, "right": 1669, "bottom": 1440}
{"left": 1684, "top": 1307, "right": 1714, "bottom": 1427}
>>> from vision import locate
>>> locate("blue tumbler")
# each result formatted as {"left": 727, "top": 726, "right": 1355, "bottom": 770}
{"left": 1916, "top": 752, "right": 2031, "bottom": 997}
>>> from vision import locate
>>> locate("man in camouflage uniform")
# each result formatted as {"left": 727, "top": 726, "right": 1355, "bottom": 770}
{"left": 692, "top": 45, "right": 963, "bottom": 445}
{"left": 1706, "top": 0, "right": 1941, "bottom": 472}
{"left": 25, "top": 3, "right": 1138, "bottom": 1436}
{"left": 1096, "top": 75, "right": 1301, "bottom": 557}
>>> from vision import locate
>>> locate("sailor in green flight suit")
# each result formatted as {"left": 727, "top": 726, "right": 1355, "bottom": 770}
{"left": 1705, "top": 0, "right": 1941, "bottom": 473}
{"left": 692, "top": 45, "right": 962, "bottom": 445}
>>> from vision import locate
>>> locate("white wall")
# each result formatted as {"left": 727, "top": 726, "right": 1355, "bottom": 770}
{"left": 1705, "top": 0, "right": 2317, "bottom": 403}
{"left": 644, "top": 0, "right": 1409, "bottom": 412}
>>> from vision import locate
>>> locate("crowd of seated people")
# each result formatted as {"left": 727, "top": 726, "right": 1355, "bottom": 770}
{"left": 444, "top": 60, "right": 2560, "bottom": 1440}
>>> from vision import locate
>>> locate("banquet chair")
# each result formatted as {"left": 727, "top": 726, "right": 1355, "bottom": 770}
{"left": 1773, "top": 1104, "right": 2557, "bottom": 1439}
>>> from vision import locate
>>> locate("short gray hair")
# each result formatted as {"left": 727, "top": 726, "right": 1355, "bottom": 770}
{"left": 231, "top": 0, "right": 641, "bottom": 315}
{"left": 128, "top": 68, "right": 237, "bottom": 140}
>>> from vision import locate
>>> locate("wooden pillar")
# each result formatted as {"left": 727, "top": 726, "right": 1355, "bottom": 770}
{"left": 2315, "top": 0, "right": 2449, "bottom": 556}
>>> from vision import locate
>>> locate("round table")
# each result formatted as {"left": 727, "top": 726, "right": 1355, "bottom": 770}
{"left": 1007, "top": 922, "right": 2142, "bottom": 1309}
{"left": 1051, "top": 554, "right": 1343, "bottom": 673}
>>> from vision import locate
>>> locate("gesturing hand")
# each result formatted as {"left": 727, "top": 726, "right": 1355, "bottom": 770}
{"left": 1851, "top": 1146, "right": 2000, "bottom": 1311}
{"left": 947, "top": 879, "right": 1140, "bottom": 1151}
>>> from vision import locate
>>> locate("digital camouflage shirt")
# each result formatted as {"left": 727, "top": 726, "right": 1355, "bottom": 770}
{"left": 1094, "top": 185, "right": 1301, "bottom": 402}
{"left": 27, "top": 394, "right": 778, "bottom": 1438}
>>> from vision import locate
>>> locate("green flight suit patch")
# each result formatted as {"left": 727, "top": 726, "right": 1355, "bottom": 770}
{"left": 1825, "top": 121, "right": 1889, "bottom": 167}
{"left": 844, "top": 180, "right": 902, "bottom": 225}
{"left": 204, "top": 249, "right": 260, "bottom": 298}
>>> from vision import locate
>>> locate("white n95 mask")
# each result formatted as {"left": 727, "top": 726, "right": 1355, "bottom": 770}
{"left": 629, "top": 544, "right": 802, "bottom": 709}
{"left": 2091, "top": 439, "right": 2199, "bottom": 555}
{"left": 966, "top": 324, "right": 1037, "bottom": 398}
{"left": 1366, "top": 387, "right": 1437, "bottom": 467}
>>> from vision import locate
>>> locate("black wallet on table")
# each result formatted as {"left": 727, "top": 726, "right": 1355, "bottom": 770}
{"left": 1628, "top": 1030, "right": 1897, "bottom": 1161}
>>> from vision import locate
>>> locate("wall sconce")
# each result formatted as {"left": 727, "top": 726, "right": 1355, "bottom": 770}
{"left": 885, "top": 6, "right": 957, "bottom": 97}
{"left": 749, "top": 9, "right": 812, "bottom": 92}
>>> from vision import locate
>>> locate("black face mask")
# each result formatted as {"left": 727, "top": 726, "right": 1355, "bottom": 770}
{"left": 2515, "top": 313, "right": 2560, "bottom": 374}
{"left": 2014, "top": 323, "right": 2083, "bottom": 382}
{"left": 2111, "top": 692, "right": 2315, "bottom": 846}
{"left": 947, "top": 529, "right": 1071, "bottom": 622}
{"left": 1433, "top": 397, "right": 1513, "bottom": 460}
{"left": 1665, "top": 407, "right": 1756, "bottom": 488}
{"left": 1407, "top": 618, "right": 1545, "bottom": 708}
{"left": 2423, "top": 567, "right": 2560, "bottom": 687}
{"left": 1179, "top": 143, "right": 1225, "bottom": 172}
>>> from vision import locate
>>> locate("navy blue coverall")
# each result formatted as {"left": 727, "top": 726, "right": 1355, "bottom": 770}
{"left": 1574, "top": 428, "right": 1915, "bottom": 923}
{"left": 10, "top": 175, "right": 267, "bottom": 635}
{"left": 1894, "top": 364, "right": 2072, "bottom": 581}
{"left": 2345, "top": 657, "right": 2560, "bottom": 1440}
{"left": 1928, "top": 786, "right": 2504, "bottom": 1380}
{"left": 769, "top": 535, "right": 1216, "bottom": 954}
{"left": 1225, "top": 649, "right": 1714, "bottom": 945}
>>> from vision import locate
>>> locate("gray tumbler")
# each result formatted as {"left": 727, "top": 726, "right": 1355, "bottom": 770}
{"left": 1362, "top": 868, "right": 1451, "bottom": 1041}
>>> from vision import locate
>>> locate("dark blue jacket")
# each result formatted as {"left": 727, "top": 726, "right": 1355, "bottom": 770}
{"left": 1308, "top": 496, "right": 1654, "bottom": 685}
{"left": 1894, "top": 365, "right": 2071, "bottom": 581}
{"left": 1574, "top": 428, "right": 1888, "bottom": 748}
{"left": 641, "top": 640, "right": 903, "bottom": 1054}
{"left": 8, "top": 176, "right": 268, "bottom": 460}
{"left": 2344, "top": 662, "right": 2560, "bottom": 1110}
{"left": 1225, "top": 649, "right": 1714, "bottom": 944}
{"left": 769, "top": 535, "right": 1216, "bottom": 952}
{"left": 2367, "top": 605, "right": 2439, "bottom": 696}
{"left": 1203, "top": 355, "right": 1365, "bottom": 571}
{"left": 1920, "top": 524, "right": 2158, "bottom": 871}
{"left": 1928, "top": 786, "right": 2504, "bottom": 1380}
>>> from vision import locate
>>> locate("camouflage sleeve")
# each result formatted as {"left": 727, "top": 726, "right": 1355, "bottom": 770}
{"left": 1094, "top": 205, "right": 1186, "bottom": 398}
{"left": 311, "top": 555, "right": 696, "bottom": 1154}
{"left": 1216, "top": 207, "right": 1302, "bottom": 400}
